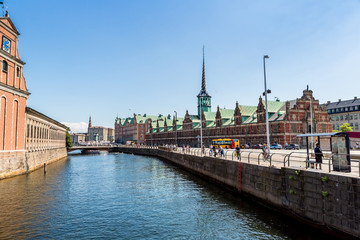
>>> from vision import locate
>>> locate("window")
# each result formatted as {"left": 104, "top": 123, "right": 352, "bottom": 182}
{"left": 344, "top": 115, "right": 348, "bottom": 120}
{"left": 16, "top": 67, "right": 20, "bottom": 77}
{"left": 345, "top": 107, "right": 349, "bottom": 111}
{"left": 350, "top": 123, "right": 354, "bottom": 127}
{"left": 340, "top": 115, "right": 343, "bottom": 121}
{"left": 331, "top": 116, "right": 335, "bottom": 121}
{"left": 355, "top": 114, "right": 358, "bottom": 120}
{"left": 356, "top": 123, "right": 359, "bottom": 130}
{"left": 350, "top": 107, "right": 354, "bottom": 111}
{"left": 350, "top": 115, "right": 353, "bottom": 120}
{"left": 341, "top": 108, "right": 344, "bottom": 112}
{"left": 336, "top": 116, "right": 339, "bottom": 121}
{"left": 2, "top": 60, "right": 7, "bottom": 72}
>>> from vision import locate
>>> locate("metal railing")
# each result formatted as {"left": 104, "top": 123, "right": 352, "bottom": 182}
{"left": 120, "top": 146, "right": 360, "bottom": 177}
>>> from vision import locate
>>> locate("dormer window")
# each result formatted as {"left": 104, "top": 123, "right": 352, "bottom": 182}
{"left": 2, "top": 60, "right": 8, "bottom": 72}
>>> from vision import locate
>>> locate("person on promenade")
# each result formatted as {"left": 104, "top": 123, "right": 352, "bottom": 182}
{"left": 182, "top": 145, "right": 185, "bottom": 153}
{"left": 202, "top": 145, "right": 206, "bottom": 155}
{"left": 219, "top": 146, "right": 224, "bottom": 158}
{"left": 212, "top": 145, "right": 217, "bottom": 157}
{"left": 314, "top": 143, "right": 323, "bottom": 170}
{"left": 235, "top": 145, "right": 240, "bottom": 160}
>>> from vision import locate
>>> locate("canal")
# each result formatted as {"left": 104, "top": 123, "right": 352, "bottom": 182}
{"left": 0, "top": 152, "right": 334, "bottom": 239}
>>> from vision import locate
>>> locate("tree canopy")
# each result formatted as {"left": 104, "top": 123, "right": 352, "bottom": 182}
{"left": 340, "top": 123, "right": 353, "bottom": 132}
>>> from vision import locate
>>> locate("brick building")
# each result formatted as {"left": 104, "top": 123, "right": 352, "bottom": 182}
{"left": 145, "top": 50, "right": 332, "bottom": 147}
{"left": 0, "top": 14, "right": 29, "bottom": 152}
{"left": 0, "top": 13, "right": 67, "bottom": 179}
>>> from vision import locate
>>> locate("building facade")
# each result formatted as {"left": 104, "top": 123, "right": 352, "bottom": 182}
{"left": 0, "top": 13, "right": 67, "bottom": 179}
{"left": 70, "top": 133, "right": 86, "bottom": 145}
{"left": 0, "top": 15, "right": 29, "bottom": 153}
{"left": 114, "top": 114, "right": 172, "bottom": 144}
{"left": 325, "top": 97, "right": 360, "bottom": 131}
{"left": 144, "top": 51, "right": 332, "bottom": 147}
{"left": 87, "top": 116, "right": 114, "bottom": 142}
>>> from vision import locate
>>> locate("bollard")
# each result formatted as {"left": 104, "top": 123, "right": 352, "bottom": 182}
{"left": 44, "top": 163, "right": 47, "bottom": 174}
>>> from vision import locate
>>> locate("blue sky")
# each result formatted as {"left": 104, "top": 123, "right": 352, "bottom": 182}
{"left": 7, "top": 0, "right": 360, "bottom": 132}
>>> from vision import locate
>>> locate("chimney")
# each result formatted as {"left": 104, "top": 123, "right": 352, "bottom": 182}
{"left": 327, "top": 101, "right": 330, "bottom": 104}
{"left": 355, "top": 96, "right": 358, "bottom": 100}
{"left": 338, "top": 99, "right": 341, "bottom": 102}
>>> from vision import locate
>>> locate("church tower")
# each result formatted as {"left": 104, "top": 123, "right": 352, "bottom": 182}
{"left": 197, "top": 46, "right": 212, "bottom": 116}
{"left": 88, "top": 115, "right": 92, "bottom": 129}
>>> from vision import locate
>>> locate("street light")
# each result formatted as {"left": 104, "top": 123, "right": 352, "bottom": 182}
{"left": 263, "top": 55, "right": 271, "bottom": 154}
{"left": 174, "top": 111, "right": 178, "bottom": 146}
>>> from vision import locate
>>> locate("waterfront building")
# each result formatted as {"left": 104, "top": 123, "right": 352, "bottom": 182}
{"left": 70, "top": 133, "right": 86, "bottom": 145}
{"left": 325, "top": 97, "right": 360, "bottom": 131}
{"left": 0, "top": 14, "right": 29, "bottom": 152}
{"left": 114, "top": 114, "right": 178, "bottom": 144}
{"left": 87, "top": 116, "right": 114, "bottom": 142}
{"left": 144, "top": 51, "right": 332, "bottom": 147}
{"left": 0, "top": 13, "right": 67, "bottom": 179}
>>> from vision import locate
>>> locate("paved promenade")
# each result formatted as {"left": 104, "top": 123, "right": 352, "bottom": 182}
{"left": 165, "top": 147, "right": 360, "bottom": 178}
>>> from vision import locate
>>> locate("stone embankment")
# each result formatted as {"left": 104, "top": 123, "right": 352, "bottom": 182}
{"left": 112, "top": 146, "right": 360, "bottom": 239}
{"left": 0, "top": 148, "right": 67, "bottom": 179}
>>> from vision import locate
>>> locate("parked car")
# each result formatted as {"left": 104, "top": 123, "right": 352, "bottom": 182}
{"left": 270, "top": 144, "right": 282, "bottom": 150}
{"left": 251, "top": 144, "right": 263, "bottom": 149}
{"left": 241, "top": 144, "right": 250, "bottom": 149}
{"left": 285, "top": 144, "right": 300, "bottom": 150}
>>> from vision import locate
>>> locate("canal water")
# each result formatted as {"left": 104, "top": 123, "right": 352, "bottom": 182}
{"left": 0, "top": 153, "right": 332, "bottom": 239}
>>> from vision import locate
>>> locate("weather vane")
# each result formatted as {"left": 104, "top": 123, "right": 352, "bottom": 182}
{"left": 0, "top": 0, "right": 7, "bottom": 17}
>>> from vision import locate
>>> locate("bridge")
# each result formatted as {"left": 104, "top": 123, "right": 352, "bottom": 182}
{"left": 68, "top": 145, "right": 113, "bottom": 152}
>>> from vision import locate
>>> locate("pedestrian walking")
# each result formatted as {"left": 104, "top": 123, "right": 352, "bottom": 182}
{"left": 235, "top": 145, "right": 240, "bottom": 160}
{"left": 314, "top": 143, "right": 323, "bottom": 170}
{"left": 212, "top": 145, "right": 217, "bottom": 157}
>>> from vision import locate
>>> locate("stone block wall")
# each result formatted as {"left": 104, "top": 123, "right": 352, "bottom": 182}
{"left": 26, "top": 147, "right": 67, "bottom": 172}
{"left": 0, "top": 147, "right": 67, "bottom": 179}
{"left": 0, "top": 151, "right": 27, "bottom": 179}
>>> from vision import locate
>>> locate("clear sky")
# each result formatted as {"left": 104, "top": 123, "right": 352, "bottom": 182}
{"left": 7, "top": 0, "right": 360, "bottom": 132}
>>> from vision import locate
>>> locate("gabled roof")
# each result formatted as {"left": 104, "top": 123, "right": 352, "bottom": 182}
{"left": 239, "top": 105, "right": 257, "bottom": 116}
{"left": 264, "top": 100, "right": 286, "bottom": 113}
{"left": 219, "top": 109, "right": 234, "bottom": 119}
{"left": 326, "top": 98, "right": 360, "bottom": 109}
{"left": 0, "top": 17, "right": 20, "bottom": 35}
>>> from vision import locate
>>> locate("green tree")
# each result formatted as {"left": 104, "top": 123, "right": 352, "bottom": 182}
{"left": 66, "top": 128, "right": 72, "bottom": 149}
{"left": 340, "top": 123, "right": 353, "bottom": 132}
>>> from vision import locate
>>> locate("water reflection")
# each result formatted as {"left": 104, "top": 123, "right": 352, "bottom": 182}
{"left": 0, "top": 153, "right": 334, "bottom": 239}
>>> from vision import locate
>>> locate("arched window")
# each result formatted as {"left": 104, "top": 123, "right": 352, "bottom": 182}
{"left": 2, "top": 60, "right": 8, "bottom": 72}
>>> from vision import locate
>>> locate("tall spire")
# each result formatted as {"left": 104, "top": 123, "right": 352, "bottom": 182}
{"left": 199, "top": 46, "right": 209, "bottom": 96}
{"left": 88, "top": 115, "right": 92, "bottom": 129}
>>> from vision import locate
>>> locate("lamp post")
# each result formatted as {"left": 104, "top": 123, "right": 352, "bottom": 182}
{"left": 308, "top": 95, "right": 313, "bottom": 149}
{"left": 174, "top": 111, "right": 178, "bottom": 146}
{"left": 263, "top": 55, "right": 270, "bottom": 154}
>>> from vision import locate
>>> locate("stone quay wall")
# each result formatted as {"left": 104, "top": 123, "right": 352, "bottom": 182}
{"left": 114, "top": 147, "right": 360, "bottom": 239}
{"left": 0, "top": 147, "right": 67, "bottom": 179}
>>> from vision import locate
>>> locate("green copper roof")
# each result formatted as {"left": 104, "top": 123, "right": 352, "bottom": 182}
{"left": 263, "top": 100, "right": 286, "bottom": 113}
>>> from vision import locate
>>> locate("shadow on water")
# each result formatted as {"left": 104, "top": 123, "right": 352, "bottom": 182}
{"left": 156, "top": 156, "right": 340, "bottom": 240}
